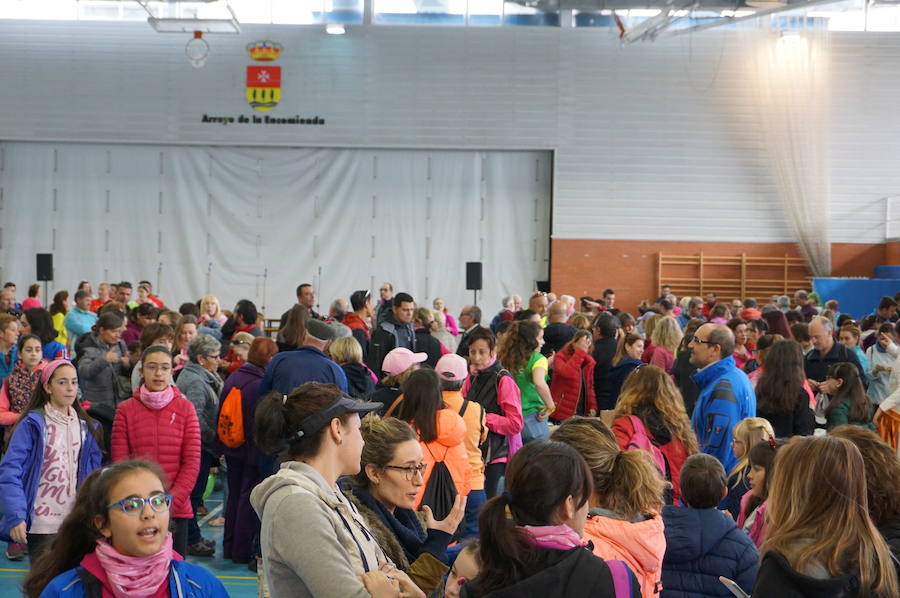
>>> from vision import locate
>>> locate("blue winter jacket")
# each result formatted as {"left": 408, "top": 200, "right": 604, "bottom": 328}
{"left": 260, "top": 345, "right": 348, "bottom": 396}
{"left": 690, "top": 356, "right": 755, "bottom": 473}
{"left": 38, "top": 560, "right": 229, "bottom": 598}
{"left": 0, "top": 410, "right": 102, "bottom": 541}
{"left": 661, "top": 505, "right": 758, "bottom": 598}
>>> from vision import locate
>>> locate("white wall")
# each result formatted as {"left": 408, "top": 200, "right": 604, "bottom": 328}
{"left": 0, "top": 143, "right": 551, "bottom": 316}
{"left": 0, "top": 21, "right": 895, "bottom": 249}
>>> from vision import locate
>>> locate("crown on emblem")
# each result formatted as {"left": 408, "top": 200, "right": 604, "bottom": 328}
{"left": 247, "top": 40, "right": 282, "bottom": 61}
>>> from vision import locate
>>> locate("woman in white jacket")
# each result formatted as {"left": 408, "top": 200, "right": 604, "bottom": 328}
{"left": 251, "top": 382, "right": 424, "bottom": 598}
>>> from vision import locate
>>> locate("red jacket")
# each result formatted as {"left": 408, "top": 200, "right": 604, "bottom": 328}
{"left": 111, "top": 386, "right": 201, "bottom": 519}
{"left": 550, "top": 349, "right": 597, "bottom": 421}
{"left": 612, "top": 415, "right": 690, "bottom": 503}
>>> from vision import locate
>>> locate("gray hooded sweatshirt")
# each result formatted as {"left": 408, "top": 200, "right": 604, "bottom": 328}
{"left": 250, "top": 461, "right": 389, "bottom": 598}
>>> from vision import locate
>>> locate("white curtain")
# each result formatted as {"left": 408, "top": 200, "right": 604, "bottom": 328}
{"left": 0, "top": 143, "right": 551, "bottom": 317}
{"left": 747, "top": 28, "right": 832, "bottom": 276}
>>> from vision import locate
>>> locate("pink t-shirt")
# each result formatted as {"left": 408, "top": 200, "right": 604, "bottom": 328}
{"left": 21, "top": 297, "right": 41, "bottom": 310}
{"left": 30, "top": 411, "right": 82, "bottom": 534}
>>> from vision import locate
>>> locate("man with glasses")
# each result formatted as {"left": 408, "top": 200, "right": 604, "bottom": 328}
{"left": 689, "top": 323, "right": 756, "bottom": 472}
{"left": 805, "top": 316, "right": 864, "bottom": 393}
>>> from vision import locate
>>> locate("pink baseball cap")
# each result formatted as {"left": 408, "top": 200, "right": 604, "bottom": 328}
{"left": 435, "top": 354, "right": 468, "bottom": 382}
{"left": 381, "top": 348, "right": 427, "bottom": 376}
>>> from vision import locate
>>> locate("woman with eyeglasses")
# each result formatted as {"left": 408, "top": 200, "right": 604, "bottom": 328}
{"left": 111, "top": 346, "right": 201, "bottom": 558}
{"left": 345, "top": 415, "right": 466, "bottom": 596}
{"left": 22, "top": 460, "right": 228, "bottom": 598}
{"left": 252, "top": 382, "right": 424, "bottom": 598}
{"left": 0, "top": 360, "right": 102, "bottom": 561}
{"left": 175, "top": 334, "right": 224, "bottom": 557}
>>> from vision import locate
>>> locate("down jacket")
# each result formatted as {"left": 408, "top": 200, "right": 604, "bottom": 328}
{"left": 549, "top": 348, "right": 597, "bottom": 421}
{"left": 110, "top": 386, "right": 201, "bottom": 519}
{"left": 660, "top": 505, "right": 758, "bottom": 598}
{"left": 584, "top": 509, "right": 666, "bottom": 598}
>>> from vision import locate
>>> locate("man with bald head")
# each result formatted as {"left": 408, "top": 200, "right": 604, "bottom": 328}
{"left": 689, "top": 323, "right": 756, "bottom": 471}
{"left": 805, "top": 316, "right": 864, "bottom": 392}
{"left": 542, "top": 300, "right": 575, "bottom": 356}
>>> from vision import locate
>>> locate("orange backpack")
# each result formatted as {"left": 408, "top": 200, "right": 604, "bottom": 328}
{"left": 217, "top": 387, "right": 245, "bottom": 448}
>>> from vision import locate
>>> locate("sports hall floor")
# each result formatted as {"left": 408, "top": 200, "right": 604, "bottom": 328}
{"left": 0, "top": 490, "right": 257, "bottom": 598}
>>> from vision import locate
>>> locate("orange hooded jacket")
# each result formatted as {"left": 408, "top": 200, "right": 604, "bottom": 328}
{"left": 583, "top": 510, "right": 666, "bottom": 598}
{"left": 414, "top": 408, "right": 472, "bottom": 509}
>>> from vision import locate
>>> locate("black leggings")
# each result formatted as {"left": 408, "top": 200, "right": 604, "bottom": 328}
{"left": 27, "top": 533, "right": 56, "bottom": 562}
{"left": 484, "top": 463, "right": 506, "bottom": 499}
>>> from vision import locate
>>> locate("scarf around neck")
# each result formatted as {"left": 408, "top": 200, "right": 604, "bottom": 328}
{"left": 7, "top": 360, "right": 41, "bottom": 415}
{"left": 519, "top": 524, "right": 587, "bottom": 551}
{"left": 353, "top": 486, "right": 426, "bottom": 564}
{"left": 139, "top": 385, "right": 175, "bottom": 411}
{"left": 94, "top": 534, "right": 174, "bottom": 598}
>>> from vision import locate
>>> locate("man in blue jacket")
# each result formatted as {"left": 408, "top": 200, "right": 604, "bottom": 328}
{"left": 689, "top": 323, "right": 755, "bottom": 473}
{"left": 261, "top": 319, "right": 348, "bottom": 395}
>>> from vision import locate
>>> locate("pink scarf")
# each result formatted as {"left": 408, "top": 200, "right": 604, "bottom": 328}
{"left": 94, "top": 534, "right": 174, "bottom": 598}
{"left": 519, "top": 524, "right": 587, "bottom": 551}
{"left": 139, "top": 385, "right": 175, "bottom": 411}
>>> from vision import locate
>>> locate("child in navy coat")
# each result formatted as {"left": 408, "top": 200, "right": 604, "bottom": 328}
{"left": 660, "top": 454, "right": 758, "bottom": 598}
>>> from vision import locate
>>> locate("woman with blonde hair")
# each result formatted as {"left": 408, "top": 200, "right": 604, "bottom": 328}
{"left": 330, "top": 336, "right": 376, "bottom": 399}
{"left": 552, "top": 417, "right": 668, "bottom": 598}
{"left": 570, "top": 312, "right": 592, "bottom": 331}
{"left": 640, "top": 314, "right": 661, "bottom": 364}
{"left": 430, "top": 310, "right": 457, "bottom": 353}
{"left": 722, "top": 417, "right": 775, "bottom": 519}
{"left": 755, "top": 435, "right": 899, "bottom": 597}
{"left": 198, "top": 295, "right": 226, "bottom": 327}
{"left": 413, "top": 307, "right": 448, "bottom": 368}
{"left": 611, "top": 365, "right": 698, "bottom": 503}
{"left": 648, "top": 317, "right": 682, "bottom": 374}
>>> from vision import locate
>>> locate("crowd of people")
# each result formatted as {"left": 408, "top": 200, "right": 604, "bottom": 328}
{"left": 0, "top": 277, "right": 899, "bottom": 597}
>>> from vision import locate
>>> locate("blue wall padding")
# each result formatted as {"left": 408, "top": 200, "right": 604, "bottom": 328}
{"left": 814, "top": 278, "right": 900, "bottom": 320}
{"left": 874, "top": 266, "right": 900, "bottom": 279}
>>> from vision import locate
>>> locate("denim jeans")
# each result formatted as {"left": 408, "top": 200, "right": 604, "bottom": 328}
{"left": 521, "top": 412, "right": 550, "bottom": 445}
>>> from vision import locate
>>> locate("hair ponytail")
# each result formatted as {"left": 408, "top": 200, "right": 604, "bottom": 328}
{"left": 470, "top": 441, "right": 592, "bottom": 596}
{"left": 254, "top": 382, "right": 348, "bottom": 460}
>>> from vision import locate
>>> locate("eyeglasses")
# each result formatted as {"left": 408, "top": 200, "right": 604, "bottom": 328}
{"left": 206, "top": 354, "right": 221, "bottom": 360}
{"left": 690, "top": 337, "right": 716, "bottom": 346}
{"left": 143, "top": 364, "right": 172, "bottom": 373}
{"left": 383, "top": 463, "right": 427, "bottom": 481}
{"left": 107, "top": 493, "right": 172, "bottom": 516}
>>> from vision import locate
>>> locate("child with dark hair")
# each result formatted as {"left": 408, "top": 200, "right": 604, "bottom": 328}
{"left": 822, "top": 362, "right": 876, "bottom": 430}
{"left": 462, "top": 440, "right": 640, "bottom": 597}
{"left": 737, "top": 439, "right": 779, "bottom": 547}
{"left": 22, "top": 308, "right": 67, "bottom": 360}
{"left": 0, "top": 360, "right": 103, "bottom": 560}
{"left": 23, "top": 460, "right": 228, "bottom": 598}
{"left": 660, "top": 453, "right": 758, "bottom": 598}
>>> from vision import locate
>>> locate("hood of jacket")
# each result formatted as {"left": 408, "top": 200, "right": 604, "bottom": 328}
{"left": 760, "top": 550, "right": 860, "bottom": 597}
{"left": 431, "top": 408, "right": 468, "bottom": 448}
{"left": 343, "top": 362, "right": 374, "bottom": 389}
{"left": 182, "top": 361, "right": 224, "bottom": 390}
{"left": 583, "top": 511, "right": 665, "bottom": 573}
{"left": 250, "top": 461, "right": 342, "bottom": 517}
{"left": 609, "top": 357, "right": 642, "bottom": 374}
{"left": 661, "top": 505, "right": 742, "bottom": 562}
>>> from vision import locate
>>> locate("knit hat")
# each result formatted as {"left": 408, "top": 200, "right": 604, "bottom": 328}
{"left": 306, "top": 318, "right": 337, "bottom": 342}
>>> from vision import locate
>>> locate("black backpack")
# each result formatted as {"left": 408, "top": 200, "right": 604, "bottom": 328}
{"left": 420, "top": 444, "right": 457, "bottom": 521}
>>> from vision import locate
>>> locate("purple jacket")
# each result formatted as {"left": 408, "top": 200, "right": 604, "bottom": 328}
{"left": 218, "top": 362, "right": 265, "bottom": 462}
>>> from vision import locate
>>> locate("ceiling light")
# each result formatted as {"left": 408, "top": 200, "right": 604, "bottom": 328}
{"left": 326, "top": 23, "right": 346, "bottom": 34}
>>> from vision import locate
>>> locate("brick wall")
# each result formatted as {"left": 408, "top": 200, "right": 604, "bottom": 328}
{"left": 551, "top": 240, "right": 888, "bottom": 314}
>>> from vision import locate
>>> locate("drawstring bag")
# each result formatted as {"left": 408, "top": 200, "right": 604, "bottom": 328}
{"left": 420, "top": 444, "right": 458, "bottom": 521}
{"left": 217, "top": 386, "right": 245, "bottom": 448}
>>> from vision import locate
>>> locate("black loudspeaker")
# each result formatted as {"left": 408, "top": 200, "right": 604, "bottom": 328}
{"left": 36, "top": 254, "right": 53, "bottom": 281}
{"left": 536, "top": 280, "right": 551, "bottom": 293}
{"left": 466, "top": 262, "right": 483, "bottom": 291}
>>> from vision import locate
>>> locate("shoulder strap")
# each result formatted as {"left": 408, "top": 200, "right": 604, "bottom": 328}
{"left": 606, "top": 560, "right": 637, "bottom": 598}
{"left": 384, "top": 394, "right": 404, "bottom": 418}
{"left": 458, "top": 399, "right": 469, "bottom": 417}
